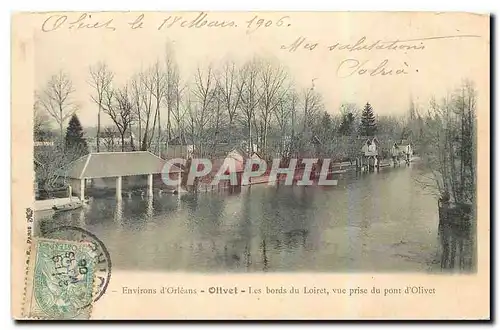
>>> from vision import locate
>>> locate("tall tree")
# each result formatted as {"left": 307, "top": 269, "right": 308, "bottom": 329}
{"left": 296, "top": 84, "right": 323, "bottom": 155}
{"left": 102, "top": 126, "right": 118, "bottom": 151}
{"left": 33, "top": 99, "right": 54, "bottom": 141}
{"left": 338, "top": 102, "right": 358, "bottom": 137}
{"left": 143, "top": 61, "right": 167, "bottom": 155}
{"left": 170, "top": 81, "right": 188, "bottom": 145}
{"left": 301, "top": 85, "right": 323, "bottom": 132}
{"left": 163, "top": 45, "right": 181, "bottom": 155}
{"left": 88, "top": 62, "right": 114, "bottom": 152}
{"left": 65, "top": 114, "right": 88, "bottom": 161}
{"left": 317, "top": 111, "right": 334, "bottom": 140}
{"left": 189, "top": 65, "right": 217, "bottom": 157}
{"left": 257, "top": 59, "right": 290, "bottom": 154}
{"left": 339, "top": 112, "right": 355, "bottom": 136}
{"left": 312, "top": 111, "right": 336, "bottom": 156}
{"left": 273, "top": 88, "right": 298, "bottom": 157}
{"left": 239, "top": 59, "right": 261, "bottom": 153}
{"left": 36, "top": 70, "right": 78, "bottom": 140}
{"left": 419, "top": 80, "right": 476, "bottom": 205}
{"left": 359, "top": 102, "right": 377, "bottom": 137}
{"left": 102, "top": 85, "right": 135, "bottom": 151}
{"left": 218, "top": 60, "right": 245, "bottom": 140}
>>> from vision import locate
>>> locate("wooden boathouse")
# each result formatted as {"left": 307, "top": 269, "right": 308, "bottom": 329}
{"left": 64, "top": 151, "right": 182, "bottom": 200}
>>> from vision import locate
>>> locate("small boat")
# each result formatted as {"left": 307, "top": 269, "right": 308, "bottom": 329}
{"left": 329, "top": 169, "right": 348, "bottom": 174}
{"left": 378, "top": 162, "right": 392, "bottom": 168}
{"left": 52, "top": 201, "right": 83, "bottom": 212}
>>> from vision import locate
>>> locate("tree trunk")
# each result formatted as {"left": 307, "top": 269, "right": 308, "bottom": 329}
{"left": 97, "top": 108, "right": 101, "bottom": 152}
{"left": 248, "top": 118, "right": 253, "bottom": 153}
{"left": 167, "top": 97, "right": 172, "bottom": 157}
{"left": 137, "top": 105, "right": 142, "bottom": 148}
{"left": 149, "top": 108, "right": 159, "bottom": 150}
{"left": 59, "top": 105, "right": 64, "bottom": 143}
{"left": 129, "top": 121, "right": 135, "bottom": 151}
{"left": 157, "top": 101, "right": 162, "bottom": 157}
{"left": 263, "top": 120, "right": 268, "bottom": 154}
{"left": 141, "top": 118, "right": 150, "bottom": 151}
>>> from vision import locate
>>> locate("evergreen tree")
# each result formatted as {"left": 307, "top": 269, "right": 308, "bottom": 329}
{"left": 359, "top": 102, "right": 377, "bottom": 137}
{"left": 317, "top": 111, "right": 334, "bottom": 139}
{"left": 339, "top": 112, "right": 355, "bottom": 136}
{"left": 65, "top": 114, "right": 88, "bottom": 160}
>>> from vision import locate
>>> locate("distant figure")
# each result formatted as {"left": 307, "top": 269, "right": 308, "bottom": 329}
{"left": 404, "top": 143, "right": 412, "bottom": 165}
{"left": 391, "top": 143, "right": 400, "bottom": 166}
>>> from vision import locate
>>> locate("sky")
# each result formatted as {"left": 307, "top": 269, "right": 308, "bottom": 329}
{"left": 31, "top": 11, "right": 489, "bottom": 128}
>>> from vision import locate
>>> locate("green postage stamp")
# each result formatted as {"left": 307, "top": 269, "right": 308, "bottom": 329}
{"left": 23, "top": 238, "right": 97, "bottom": 319}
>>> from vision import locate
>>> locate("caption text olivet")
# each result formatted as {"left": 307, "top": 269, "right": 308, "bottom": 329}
{"left": 120, "top": 285, "right": 436, "bottom": 296}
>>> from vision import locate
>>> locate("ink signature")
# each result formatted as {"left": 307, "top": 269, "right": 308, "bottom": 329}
{"left": 336, "top": 59, "right": 410, "bottom": 78}
{"left": 41, "top": 13, "right": 116, "bottom": 32}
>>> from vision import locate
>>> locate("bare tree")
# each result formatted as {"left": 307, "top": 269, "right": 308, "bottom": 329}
{"left": 210, "top": 81, "right": 225, "bottom": 155}
{"left": 190, "top": 65, "right": 217, "bottom": 157}
{"left": 34, "top": 142, "right": 80, "bottom": 193}
{"left": 170, "top": 81, "right": 188, "bottom": 144}
{"left": 163, "top": 46, "right": 182, "bottom": 155}
{"left": 102, "top": 126, "right": 118, "bottom": 151}
{"left": 102, "top": 84, "right": 135, "bottom": 152}
{"left": 301, "top": 85, "right": 323, "bottom": 132}
{"left": 130, "top": 74, "right": 144, "bottom": 148}
{"left": 184, "top": 91, "right": 196, "bottom": 146}
{"left": 419, "top": 80, "right": 476, "bottom": 205}
{"left": 339, "top": 102, "right": 360, "bottom": 122}
{"left": 217, "top": 60, "right": 245, "bottom": 138}
{"left": 129, "top": 68, "right": 159, "bottom": 152}
{"left": 273, "top": 88, "right": 298, "bottom": 157}
{"left": 88, "top": 62, "right": 114, "bottom": 152}
{"left": 142, "top": 61, "right": 168, "bottom": 155}
{"left": 238, "top": 59, "right": 261, "bottom": 154}
{"left": 33, "top": 99, "right": 53, "bottom": 141}
{"left": 257, "top": 59, "right": 290, "bottom": 154}
{"left": 36, "top": 70, "right": 78, "bottom": 140}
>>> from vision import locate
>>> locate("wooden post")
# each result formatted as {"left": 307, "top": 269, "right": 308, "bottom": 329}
{"left": 116, "top": 176, "right": 122, "bottom": 200}
{"left": 80, "top": 178, "right": 85, "bottom": 201}
{"left": 147, "top": 195, "right": 153, "bottom": 218}
{"left": 177, "top": 173, "right": 181, "bottom": 195}
{"left": 147, "top": 174, "right": 153, "bottom": 196}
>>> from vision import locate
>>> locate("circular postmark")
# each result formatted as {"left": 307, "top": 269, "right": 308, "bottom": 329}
{"left": 41, "top": 226, "right": 112, "bottom": 303}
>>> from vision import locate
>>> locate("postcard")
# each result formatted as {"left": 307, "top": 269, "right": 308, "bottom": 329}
{"left": 11, "top": 11, "right": 490, "bottom": 320}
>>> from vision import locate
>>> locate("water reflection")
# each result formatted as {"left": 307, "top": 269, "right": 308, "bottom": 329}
{"left": 35, "top": 165, "right": 476, "bottom": 273}
{"left": 439, "top": 223, "right": 475, "bottom": 272}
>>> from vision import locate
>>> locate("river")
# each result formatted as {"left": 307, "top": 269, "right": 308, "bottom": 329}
{"left": 35, "top": 163, "right": 475, "bottom": 273}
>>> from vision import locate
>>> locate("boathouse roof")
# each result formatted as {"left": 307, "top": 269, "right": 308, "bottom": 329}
{"left": 64, "top": 151, "right": 182, "bottom": 179}
{"left": 211, "top": 148, "right": 246, "bottom": 173}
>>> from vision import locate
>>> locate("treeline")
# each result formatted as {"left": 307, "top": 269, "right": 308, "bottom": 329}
{"left": 33, "top": 45, "right": 477, "bottom": 207}
{"left": 34, "top": 44, "right": 419, "bottom": 162}
{"left": 418, "top": 80, "right": 476, "bottom": 206}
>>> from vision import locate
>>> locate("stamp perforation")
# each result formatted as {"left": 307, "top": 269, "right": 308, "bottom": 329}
{"left": 21, "top": 237, "right": 100, "bottom": 320}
